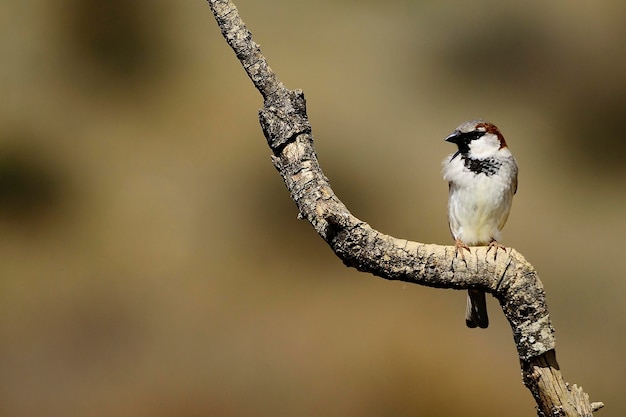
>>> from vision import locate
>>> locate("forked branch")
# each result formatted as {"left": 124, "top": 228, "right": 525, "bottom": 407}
{"left": 206, "top": 1, "right": 603, "bottom": 415}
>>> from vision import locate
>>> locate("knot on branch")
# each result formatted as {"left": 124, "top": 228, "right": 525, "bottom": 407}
{"left": 259, "top": 89, "right": 311, "bottom": 154}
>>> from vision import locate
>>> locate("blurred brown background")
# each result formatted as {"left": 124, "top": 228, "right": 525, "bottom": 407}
{"left": 1, "top": 0, "right": 625, "bottom": 416}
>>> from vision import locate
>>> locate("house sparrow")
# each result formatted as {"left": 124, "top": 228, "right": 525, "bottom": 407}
{"left": 442, "top": 119, "right": 518, "bottom": 329}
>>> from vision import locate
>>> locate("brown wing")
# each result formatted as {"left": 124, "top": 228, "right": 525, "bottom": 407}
{"left": 497, "top": 170, "right": 518, "bottom": 231}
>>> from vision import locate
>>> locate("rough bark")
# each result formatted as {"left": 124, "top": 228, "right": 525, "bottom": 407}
{"left": 206, "top": 1, "right": 603, "bottom": 415}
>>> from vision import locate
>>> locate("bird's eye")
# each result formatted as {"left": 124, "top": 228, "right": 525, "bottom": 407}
{"left": 461, "top": 131, "right": 485, "bottom": 142}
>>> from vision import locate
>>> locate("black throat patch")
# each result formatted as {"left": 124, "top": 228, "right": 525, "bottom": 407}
{"left": 462, "top": 156, "right": 502, "bottom": 176}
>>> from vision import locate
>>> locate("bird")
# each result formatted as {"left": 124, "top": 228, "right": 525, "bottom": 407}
{"left": 442, "top": 119, "right": 518, "bottom": 329}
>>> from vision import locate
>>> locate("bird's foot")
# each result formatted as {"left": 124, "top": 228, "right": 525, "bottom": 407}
{"left": 454, "top": 239, "right": 471, "bottom": 262}
{"left": 486, "top": 239, "right": 507, "bottom": 260}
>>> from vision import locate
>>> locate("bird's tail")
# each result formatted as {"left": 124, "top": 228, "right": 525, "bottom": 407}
{"left": 466, "top": 289, "right": 489, "bottom": 329}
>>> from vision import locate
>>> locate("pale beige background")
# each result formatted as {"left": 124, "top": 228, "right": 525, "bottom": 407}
{"left": 1, "top": 1, "right": 624, "bottom": 416}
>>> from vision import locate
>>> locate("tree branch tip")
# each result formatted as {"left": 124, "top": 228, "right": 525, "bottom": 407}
{"left": 591, "top": 402, "right": 605, "bottom": 412}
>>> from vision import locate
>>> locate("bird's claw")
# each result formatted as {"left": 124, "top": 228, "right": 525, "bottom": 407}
{"left": 486, "top": 240, "right": 507, "bottom": 260}
{"left": 454, "top": 239, "right": 471, "bottom": 262}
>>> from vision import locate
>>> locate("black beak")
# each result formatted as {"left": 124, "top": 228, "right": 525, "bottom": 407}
{"left": 445, "top": 131, "right": 461, "bottom": 143}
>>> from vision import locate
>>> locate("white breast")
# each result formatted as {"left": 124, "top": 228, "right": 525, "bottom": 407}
{"left": 442, "top": 152, "right": 517, "bottom": 245}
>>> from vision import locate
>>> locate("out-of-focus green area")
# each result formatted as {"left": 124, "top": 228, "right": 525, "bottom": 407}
{"left": 1, "top": 1, "right": 624, "bottom": 416}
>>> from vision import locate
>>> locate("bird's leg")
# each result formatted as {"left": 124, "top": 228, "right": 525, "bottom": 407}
{"left": 486, "top": 239, "right": 507, "bottom": 260}
{"left": 454, "top": 238, "right": 471, "bottom": 261}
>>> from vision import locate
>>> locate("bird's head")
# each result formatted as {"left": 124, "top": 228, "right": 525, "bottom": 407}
{"left": 445, "top": 119, "right": 508, "bottom": 159}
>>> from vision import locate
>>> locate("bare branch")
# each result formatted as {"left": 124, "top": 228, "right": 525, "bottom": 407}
{"left": 206, "top": 1, "right": 603, "bottom": 415}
